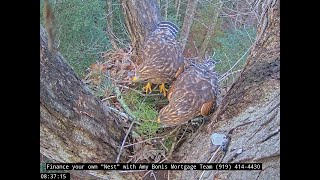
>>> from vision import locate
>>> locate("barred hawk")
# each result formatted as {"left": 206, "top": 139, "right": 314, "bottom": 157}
{"left": 157, "top": 60, "right": 219, "bottom": 126}
{"left": 132, "top": 21, "right": 184, "bottom": 96}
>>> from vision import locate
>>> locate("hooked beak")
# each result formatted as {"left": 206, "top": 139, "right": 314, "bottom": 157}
{"left": 157, "top": 117, "right": 161, "bottom": 123}
{"left": 132, "top": 76, "right": 138, "bottom": 82}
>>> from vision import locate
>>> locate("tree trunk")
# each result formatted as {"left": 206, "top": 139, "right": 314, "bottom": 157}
{"left": 173, "top": 0, "right": 279, "bottom": 179}
{"left": 40, "top": 25, "right": 133, "bottom": 179}
{"left": 199, "top": 0, "right": 223, "bottom": 60}
{"left": 179, "top": 0, "right": 199, "bottom": 53}
{"left": 121, "top": 0, "right": 162, "bottom": 59}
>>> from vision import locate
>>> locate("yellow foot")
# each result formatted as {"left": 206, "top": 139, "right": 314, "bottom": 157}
{"left": 159, "top": 83, "right": 168, "bottom": 96}
{"left": 142, "top": 82, "right": 152, "bottom": 94}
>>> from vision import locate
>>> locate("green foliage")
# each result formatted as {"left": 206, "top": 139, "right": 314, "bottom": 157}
{"left": 159, "top": 0, "right": 188, "bottom": 28}
{"left": 40, "top": 0, "right": 111, "bottom": 78}
{"left": 133, "top": 104, "right": 158, "bottom": 121}
{"left": 110, "top": 1, "right": 131, "bottom": 45}
{"left": 164, "top": 137, "right": 174, "bottom": 150}
{"left": 39, "top": 0, "right": 257, "bottom": 140}
{"left": 136, "top": 121, "right": 160, "bottom": 139}
{"left": 123, "top": 90, "right": 158, "bottom": 120}
{"left": 123, "top": 90, "right": 159, "bottom": 138}
{"left": 92, "top": 77, "right": 114, "bottom": 99}
{"left": 213, "top": 26, "right": 257, "bottom": 74}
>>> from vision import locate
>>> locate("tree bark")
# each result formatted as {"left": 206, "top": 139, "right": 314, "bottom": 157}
{"left": 40, "top": 25, "right": 132, "bottom": 179}
{"left": 121, "top": 0, "right": 162, "bottom": 58}
{"left": 199, "top": 0, "right": 223, "bottom": 59}
{"left": 173, "top": 0, "right": 279, "bottom": 179}
{"left": 179, "top": 0, "right": 199, "bottom": 53}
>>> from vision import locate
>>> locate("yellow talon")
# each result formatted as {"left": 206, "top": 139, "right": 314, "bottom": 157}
{"left": 159, "top": 83, "right": 168, "bottom": 96}
{"left": 157, "top": 117, "right": 160, "bottom": 123}
{"left": 142, "top": 82, "right": 152, "bottom": 94}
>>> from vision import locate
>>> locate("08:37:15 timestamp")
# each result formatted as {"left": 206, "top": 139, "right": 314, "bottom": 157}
{"left": 40, "top": 173, "right": 70, "bottom": 180}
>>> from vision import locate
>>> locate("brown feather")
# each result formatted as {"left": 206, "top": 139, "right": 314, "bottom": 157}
{"left": 200, "top": 100, "right": 215, "bottom": 116}
{"left": 167, "top": 84, "right": 175, "bottom": 101}
{"left": 174, "top": 63, "right": 185, "bottom": 78}
{"left": 135, "top": 24, "right": 184, "bottom": 85}
{"left": 158, "top": 61, "right": 218, "bottom": 126}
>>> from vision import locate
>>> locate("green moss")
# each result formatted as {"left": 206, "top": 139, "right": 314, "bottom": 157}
{"left": 123, "top": 90, "right": 160, "bottom": 138}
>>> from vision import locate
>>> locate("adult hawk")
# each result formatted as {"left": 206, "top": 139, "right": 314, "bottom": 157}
{"left": 157, "top": 60, "right": 219, "bottom": 126}
{"left": 132, "top": 21, "right": 184, "bottom": 96}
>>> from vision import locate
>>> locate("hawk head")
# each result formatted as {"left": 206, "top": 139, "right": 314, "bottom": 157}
{"left": 153, "top": 21, "right": 179, "bottom": 38}
{"left": 132, "top": 21, "right": 183, "bottom": 85}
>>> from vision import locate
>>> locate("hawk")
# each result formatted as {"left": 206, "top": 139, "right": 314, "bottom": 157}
{"left": 157, "top": 60, "right": 219, "bottom": 126}
{"left": 132, "top": 21, "right": 184, "bottom": 96}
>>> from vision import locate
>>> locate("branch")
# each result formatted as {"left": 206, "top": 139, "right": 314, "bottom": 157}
{"left": 175, "top": 0, "right": 181, "bottom": 22}
{"left": 164, "top": 0, "right": 169, "bottom": 20}
{"left": 105, "top": 0, "right": 119, "bottom": 49}
{"left": 116, "top": 120, "right": 134, "bottom": 163}
{"left": 179, "top": 0, "right": 200, "bottom": 52}
{"left": 218, "top": 45, "right": 253, "bottom": 82}
{"left": 199, "top": 0, "right": 223, "bottom": 59}
{"left": 114, "top": 86, "right": 136, "bottom": 120}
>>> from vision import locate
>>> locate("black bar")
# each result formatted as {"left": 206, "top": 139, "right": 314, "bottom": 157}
{"left": 45, "top": 163, "right": 262, "bottom": 170}
{"left": 40, "top": 173, "right": 70, "bottom": 180}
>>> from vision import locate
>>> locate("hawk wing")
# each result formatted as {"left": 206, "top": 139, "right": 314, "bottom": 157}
{"left": 158, "top": 61, "right": 218, "bottom": 126}
{"left": 135, "top": 21, "right": 184, "bottom": 84}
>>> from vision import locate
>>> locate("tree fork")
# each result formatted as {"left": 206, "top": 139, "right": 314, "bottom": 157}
{"left": 40, "top": 24, "right": 133, "bottom": 179}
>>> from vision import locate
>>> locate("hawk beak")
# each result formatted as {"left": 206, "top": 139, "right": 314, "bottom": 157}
{"left": 132, "top": 76, "right": 138, "bottom": 82}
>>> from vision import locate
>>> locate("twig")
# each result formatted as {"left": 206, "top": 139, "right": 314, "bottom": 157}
{"left": 107, "top": 106, "right": 138, "bottom": 124}
{"left": 141, "top": 158, "right": 168, "bottom": 179}
{"left": 218, "top": 69, "right": 241, "bottom": 82}
{"left": 243, "top": 24, "right": 255, "bottom": 44}
{"left": 198, "top": 146, "right": 222, "bottom": 180}
{"left": 123, "top": 125, "right": 181, "bottom": 149}
{"left": 116, "top": 120, "right": 135, "bottom": 163}
{"left": 244, "top": 0, "right": 260, "bottom": 24}
{"left": 175, "top": 0, "right": 181, "bottom": 22}
{"left": 150, "top": 170, "right": 157, "bottom": 180}
{"left": 168, "top": 136, "right": 178, "bottom": 158}
{"left": 114, "top": 86, "right": 136, "bottom": 119}
{"left": 219, "top": 45, "right": 253, "bottom": 81}
{"left": 101, "top": 96, "right": 116, "bottom": 101}
{"left": 160, "top": 141, "right": 169, "bottom": 152}
{"left": 168, "top": 125, "right": 182, "bottom": 157}
{"left": 123, "top": 136, "right": 162, "bottom": 148}
{"left": 193, "top": 41, "right": 199, "bottom": 56}
{"left": 176, "top": 123, "right": 190, "bottom": 145}
{"left": 119, "top": 170, "right": 147, "bottom": 173}
{"left": 223, "top": 52, "right": 235, "bottom": 84}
